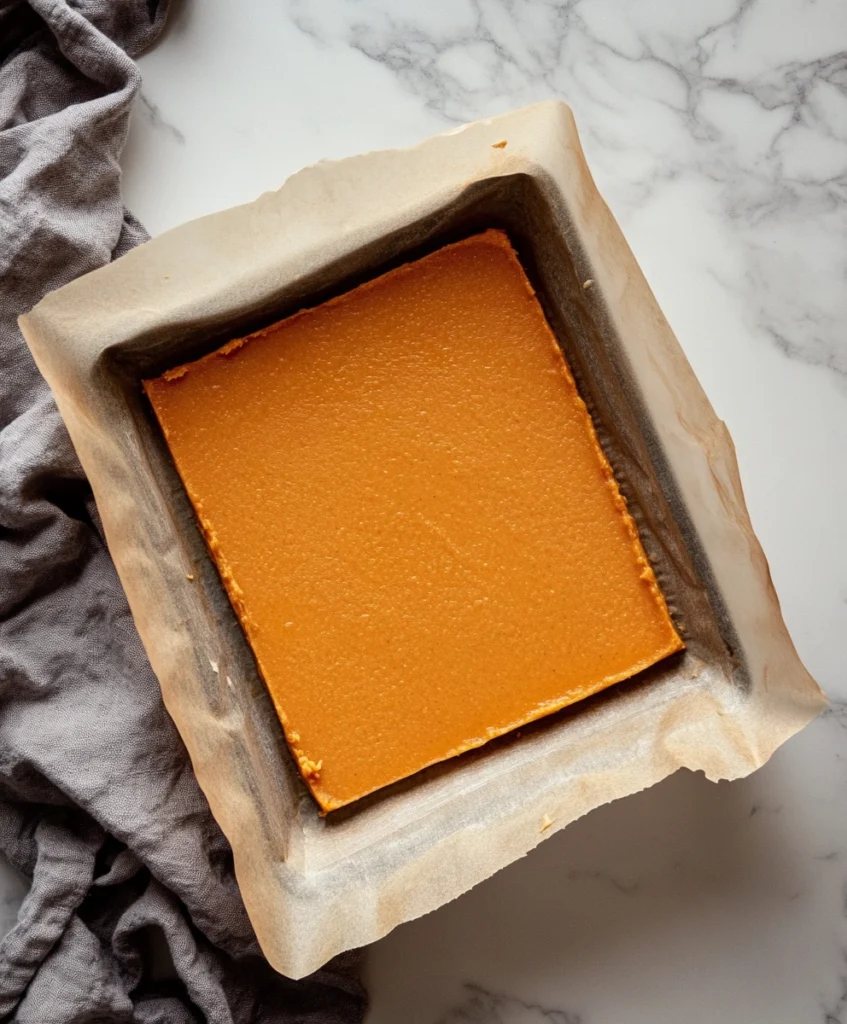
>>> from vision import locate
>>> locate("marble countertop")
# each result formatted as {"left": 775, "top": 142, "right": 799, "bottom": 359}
{"left": 5, "top": 0, "right": 846, "bottom": 1021}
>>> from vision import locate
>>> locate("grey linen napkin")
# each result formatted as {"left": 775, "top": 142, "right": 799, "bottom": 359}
{"left": 0, "top": 2, "right": 367, "bottom": 1021}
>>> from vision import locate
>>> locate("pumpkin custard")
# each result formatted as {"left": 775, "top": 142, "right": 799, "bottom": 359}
{"left": 144, "top": 230, "right": 683, "bottom": 811}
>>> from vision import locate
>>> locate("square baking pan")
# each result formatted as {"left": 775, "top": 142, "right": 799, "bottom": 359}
{"left": 20, "top": 101, "right": 824, "bottom": 978}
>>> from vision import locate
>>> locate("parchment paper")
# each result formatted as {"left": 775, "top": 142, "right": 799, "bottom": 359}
{"left": 19, "top": 101, "right": 826, "bottom": 979}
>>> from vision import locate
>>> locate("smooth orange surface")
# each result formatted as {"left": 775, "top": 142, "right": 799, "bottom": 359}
{"left": 144, "top": 231, "right": 683, "bottom": 811}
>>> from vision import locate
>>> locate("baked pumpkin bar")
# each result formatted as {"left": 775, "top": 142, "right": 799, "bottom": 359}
{"left": 144, "top": 230, "right": 683, "bottom": 811}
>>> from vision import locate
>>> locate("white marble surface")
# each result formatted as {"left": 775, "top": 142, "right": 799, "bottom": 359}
{"left": 5, "top": 0, "right": 847, "bottom": 1020}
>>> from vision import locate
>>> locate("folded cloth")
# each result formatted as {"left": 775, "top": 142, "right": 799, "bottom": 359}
{"left": 0, "top": 2, "right": 367, "bottom": 1020}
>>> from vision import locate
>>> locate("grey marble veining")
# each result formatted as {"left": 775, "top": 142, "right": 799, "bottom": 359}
{"left": 436, "top": 983, "right": 582, "bottom": 1023}
{"left": 138, "top": 91, "right": 186, "bottom": 144}
{"left": 285, "top": 0, "right": 847, "bottom": 383}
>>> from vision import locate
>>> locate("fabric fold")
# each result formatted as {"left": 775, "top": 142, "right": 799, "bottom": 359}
{"left": 0, "top": 1, "right": 366, "bottom": 1019}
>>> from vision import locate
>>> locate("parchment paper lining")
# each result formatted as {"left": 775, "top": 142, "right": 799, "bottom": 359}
{"left": 20, "top": 102, "right": 825, "bottom": 978}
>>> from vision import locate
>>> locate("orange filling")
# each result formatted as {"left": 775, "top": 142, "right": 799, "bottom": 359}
{"left": 145, "top": 230, "right": 683, "bottom": 810}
